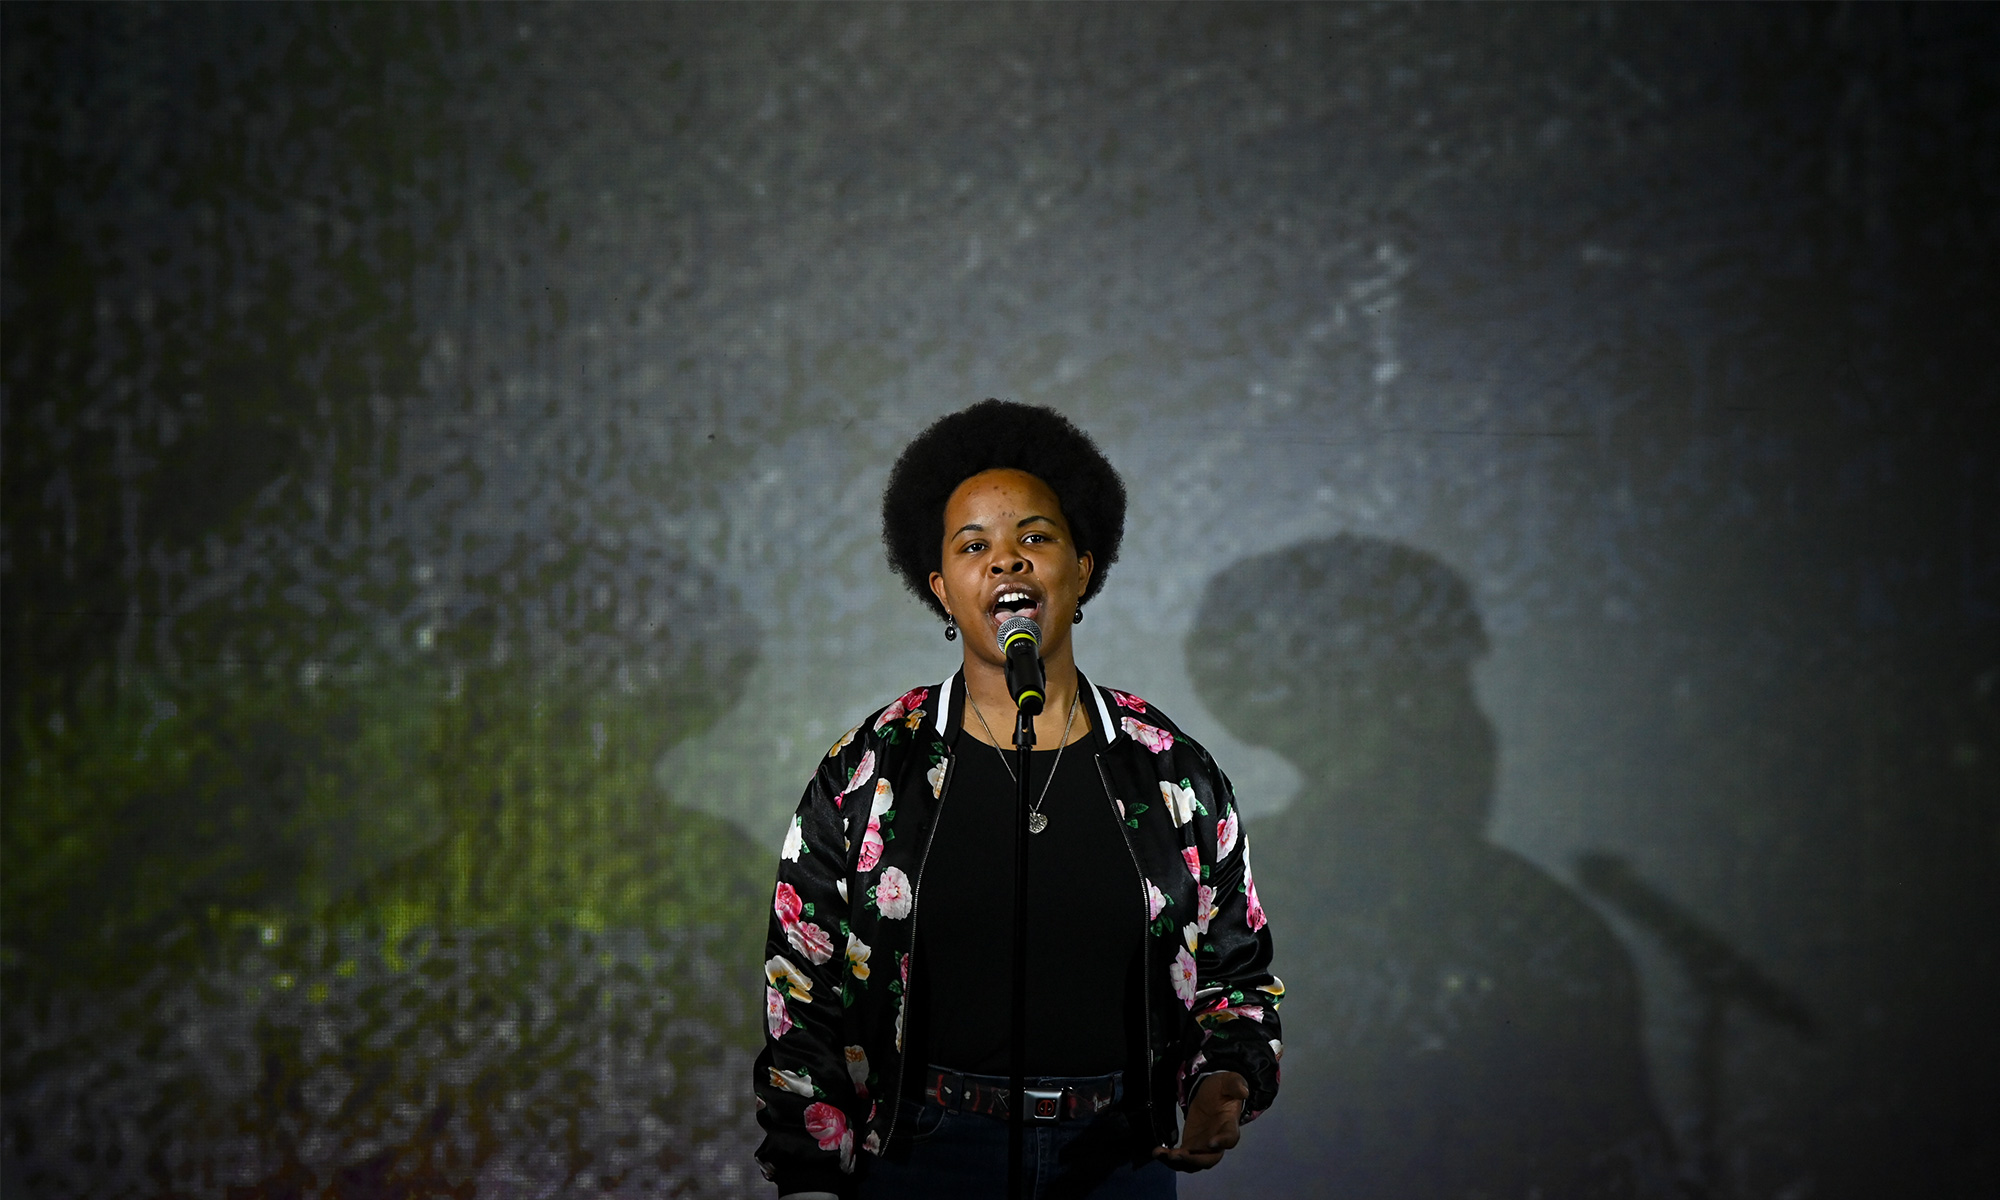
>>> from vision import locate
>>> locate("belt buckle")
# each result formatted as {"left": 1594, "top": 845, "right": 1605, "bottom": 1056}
{"left": 1025, "top": 1087, "right": 1065, "bottom": 1124}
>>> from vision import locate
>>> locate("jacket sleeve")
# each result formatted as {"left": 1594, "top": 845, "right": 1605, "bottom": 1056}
{"left": 1184, "top": 755, "right": 1285, "bottom": 1122}
{"left": 753, "top": 734, "right": 870, "bottom": 1197}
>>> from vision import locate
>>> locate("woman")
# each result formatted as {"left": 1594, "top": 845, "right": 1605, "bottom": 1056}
{"left": 753, "top": 401, "right": 1282, "bottom": 1199}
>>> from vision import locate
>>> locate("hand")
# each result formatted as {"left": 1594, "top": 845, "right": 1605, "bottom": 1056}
{"left": 1152, "top": 1071, "right": 1248, "bottom": 1172}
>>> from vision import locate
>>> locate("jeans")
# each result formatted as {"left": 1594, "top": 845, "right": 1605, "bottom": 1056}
{"left": 857, "top": 1070, "right": 1176, "bottom": 1200}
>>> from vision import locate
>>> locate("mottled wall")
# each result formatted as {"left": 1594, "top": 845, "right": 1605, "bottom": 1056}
{"left": 3, "top": 4, "right": 1995, "bottom": 1199}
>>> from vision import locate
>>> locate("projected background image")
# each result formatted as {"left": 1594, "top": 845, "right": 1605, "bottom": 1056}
{"left": 4, "top": 5, "right": 1995, "bottom": 1199}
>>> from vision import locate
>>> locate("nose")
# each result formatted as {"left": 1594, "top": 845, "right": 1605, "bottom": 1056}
{"left": 988, "top": 557, "right": 1028, "bottom": 575}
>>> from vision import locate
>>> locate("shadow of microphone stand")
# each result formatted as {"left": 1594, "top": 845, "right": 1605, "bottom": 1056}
{"left": 1576, "top": 853, "right": 1819, "bottom": 1200}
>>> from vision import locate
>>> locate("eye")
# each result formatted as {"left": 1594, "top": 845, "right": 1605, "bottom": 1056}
{"left": 960, "top": 539, "right": 987, "bottom": 554}
{"left": 1023, "top": 532, "right": 1050, "bottom": 544}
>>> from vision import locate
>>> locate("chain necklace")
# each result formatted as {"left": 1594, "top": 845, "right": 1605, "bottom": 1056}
{"left": 966, "top": 683, "right": 1080, "bottom": 835}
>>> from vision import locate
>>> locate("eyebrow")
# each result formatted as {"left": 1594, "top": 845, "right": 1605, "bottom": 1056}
{"left": 949, "top": 515, "right": 1059, "bottom": 539}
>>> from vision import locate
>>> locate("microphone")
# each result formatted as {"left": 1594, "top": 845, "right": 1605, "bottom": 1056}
{"left": 997, "top": 615, "right": 1046, "bottom": 715}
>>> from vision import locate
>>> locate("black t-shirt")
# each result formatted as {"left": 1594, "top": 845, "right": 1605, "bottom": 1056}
{"left": 908, "top": 736, "right": 1145, "bottom": 1077}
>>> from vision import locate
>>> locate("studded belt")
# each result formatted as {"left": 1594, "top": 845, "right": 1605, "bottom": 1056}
{"left": 923, "top": 1067, "right": 1122, "bottom": 1124}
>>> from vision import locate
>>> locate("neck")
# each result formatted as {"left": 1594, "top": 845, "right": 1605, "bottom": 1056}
{"left": 959, "top": 646, "right": 1090, "bottom": 748}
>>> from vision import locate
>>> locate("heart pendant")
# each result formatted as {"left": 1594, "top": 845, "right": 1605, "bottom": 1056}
{"left": 1028, "top": 812, "right": 1049, "bottom": 834}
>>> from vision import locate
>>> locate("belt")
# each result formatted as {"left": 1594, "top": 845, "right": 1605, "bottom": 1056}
{"left": 923, "top": 1067, "right": 1121, "bottom": 1125}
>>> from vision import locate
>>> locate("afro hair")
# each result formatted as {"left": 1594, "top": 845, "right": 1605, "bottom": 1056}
{"left": 881, "top": 400, "right": 1127, "bottom": 617}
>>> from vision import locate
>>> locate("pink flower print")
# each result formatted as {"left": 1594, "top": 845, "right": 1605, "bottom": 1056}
{"left": 856, "top": 778, "right": 895, "bottom": 871}
{"left": 766, "top": 986, "right": 793, "bottom": 1038}
{"left": 900, "top": 951, "right": 911, "bottom": 989}
{"left": 787, "top": 919, "right": 835, "bottom": 965}
{"left": 803, "top": 1101, "right": 849, "bottom": 1151}
{"left": 773, "top": 882, "right": 803, "bottom": 928}
{"left": 1146, "top": 881, "right": 1167, "bottom": 920}
{"left": 873, "top": 687, "right": 931, "bottom": 734}
{"left": 838, "top": 751, "right": 877, "bottom": 807}
{"left": 1122, "top": 717, "right": 1174, "bottom": 754}
{"left": 1159, "top": 780, "right": 1195, "bottom": 827}
{"left": 1216, "top": 808, "right": 1239, "bottom": 858}
{"left": 1196, "top": 884, "right": 1218, "bottom": 934}
{"left": 863, "top": 1130, "right": 882, "bottom": 1156}
{"left": 1181, "top": 845, "right": 1203, "bottom": 881}
{"left": 1109, "top": 689, "right": 1148, "bottom": 713}
{"left": 856, "top": 824, "right": 885, "bottom": 872}
{"left": 1245, "top": 866, "right": 1267, "bottom": 932}
{"left": 1196, "top": 998, "right": 1265, "bottom": 1026}
{"left": 845, "top": 1045, "right": 870, "bottom": 1097}
{"left": 1169, "top": 947, "right": 1199, "bottom": 1009}
{"left": 875, "top": 866, "right": 913, "bottom": 919}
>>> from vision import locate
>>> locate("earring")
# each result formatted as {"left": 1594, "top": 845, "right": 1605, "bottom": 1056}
{"left": 944, "top": 614, "right": 958, "bottom": 641}
{"left": 1072, "top": 604, "right": 1084, "bottom": 625}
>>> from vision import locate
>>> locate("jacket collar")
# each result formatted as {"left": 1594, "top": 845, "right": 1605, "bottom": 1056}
{"left": 931, "top": 668, "right": 1121, "bottom": 747}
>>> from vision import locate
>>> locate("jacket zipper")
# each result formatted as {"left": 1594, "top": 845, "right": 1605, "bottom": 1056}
{"left": 1096, "top": 753, "right": 1158, "bottom": 1142}
{"left": 881, "top": 751, "right": 954, "bottom": 1151}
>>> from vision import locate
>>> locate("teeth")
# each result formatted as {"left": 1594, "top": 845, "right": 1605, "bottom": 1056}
{"left": 997, "top": 591, "right": 1030, "bottom": 605}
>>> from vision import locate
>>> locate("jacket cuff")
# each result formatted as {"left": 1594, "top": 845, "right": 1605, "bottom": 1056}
{"left": 1186, "top": 1044, "right": 1279, "bottom": 1116}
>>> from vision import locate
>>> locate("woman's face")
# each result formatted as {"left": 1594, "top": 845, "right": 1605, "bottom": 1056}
{"left": 928, "top": 468, "right": 1093, "bottom": 666}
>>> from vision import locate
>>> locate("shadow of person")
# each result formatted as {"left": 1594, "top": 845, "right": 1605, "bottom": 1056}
{"left": 0, "top": 543, "right": 776, "bottom": 1200}
{"left": 1182, "top": 535, "right": 1672, "bottom": 1200}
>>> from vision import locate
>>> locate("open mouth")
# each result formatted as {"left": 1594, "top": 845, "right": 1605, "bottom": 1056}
{"left": 988, "top": 587, "right": 1043, "bottom": 631}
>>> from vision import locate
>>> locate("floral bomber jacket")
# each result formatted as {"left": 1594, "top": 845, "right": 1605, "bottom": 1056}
{"left": 752, "top": 671, "right": 1284, "bottom": 1196}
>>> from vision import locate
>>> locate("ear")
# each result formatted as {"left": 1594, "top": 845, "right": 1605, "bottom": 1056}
{"left": 1077, "top": 551, "right": 1095, "bottom": 596}
{"left": 928, "top": 570, "right": 951, "bottom": 616}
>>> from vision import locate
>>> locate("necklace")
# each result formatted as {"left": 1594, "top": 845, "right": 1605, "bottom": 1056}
{"left": 966, "top": 683, "right": 1080, "bottom": 835}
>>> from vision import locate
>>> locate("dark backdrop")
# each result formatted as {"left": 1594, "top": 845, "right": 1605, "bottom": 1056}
{"left": 4, "top": 4, "right": 1996, "bottom": 1198}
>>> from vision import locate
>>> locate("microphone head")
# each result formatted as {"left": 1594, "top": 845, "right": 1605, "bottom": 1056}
{"left": 997, "top": 615, "right": 1042, "bottom": 655}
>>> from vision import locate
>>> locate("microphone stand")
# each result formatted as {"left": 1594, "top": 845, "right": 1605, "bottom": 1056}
{"left": 1576, "top": 853, "right": 1817, "bottom": 1197}
{"left": 1006, "top": 702, "right": 1035, "bottom": 1200}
